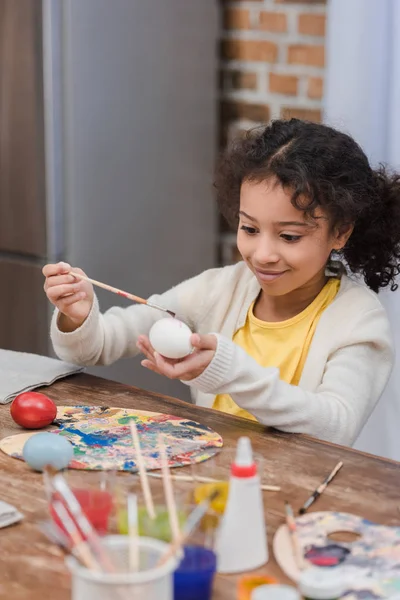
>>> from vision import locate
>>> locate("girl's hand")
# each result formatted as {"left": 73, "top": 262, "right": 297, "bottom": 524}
{"left": 43, "top": 262, "right": 94, "bottom": 331}
{"left": 137, "top": 333, "right": 217, "bottom": 381}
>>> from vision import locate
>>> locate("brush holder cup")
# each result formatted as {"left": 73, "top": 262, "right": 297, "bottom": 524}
{"left": 66, "top": 535, "right": 178, "bottom": 600}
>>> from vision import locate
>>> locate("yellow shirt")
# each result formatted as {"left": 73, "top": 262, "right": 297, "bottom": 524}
{"left": 212, "top": 278, "right": 341, "bottom": 421}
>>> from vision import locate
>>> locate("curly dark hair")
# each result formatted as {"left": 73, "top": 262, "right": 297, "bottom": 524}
{"left": 215, "top": 118, "right": 400, "bottom": 292}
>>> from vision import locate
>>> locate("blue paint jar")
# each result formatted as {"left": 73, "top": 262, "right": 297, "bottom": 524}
{"left": 173, "top": 545, "right": 217, "bottom": 600}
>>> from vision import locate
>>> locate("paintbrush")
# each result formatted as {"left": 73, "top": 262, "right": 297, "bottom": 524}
{"left": 158, "top": 435, "right": 180, "bottom": 543}
{"left": 70, "top": 271, "right": 175, "bottom": 317}
{"left": 39, "top": 518, "right": 69, "bottom": 544}
{"left": 127, "top": 493, "right": 139, "bottom": 571}
{"left": 38, "top": 520, "right": 99, "bottom": 567}
{"left": 47, "top": 476, "right": 131, "bottom": 600}
{"left": 38, "top": 519, "right": 72, "bottom": 554}
{"left": 43, "top": 465, "right": 58, "bottom": 501}
{"left": 51, "top": 473, "right": 117, "bottom": 572}
{"left": 147, "top": 472, "right": 281, "bottom": 492}
{"left": 114, "top": 480, "right": 128, "bottom": 537}
{"left": 285, "top": 501, "right": 307, "bottom": 571}
{"left": 157, "top": 489, "right": 220, "bottom": 566}
{"left": 299, "top": 461, "right": 343, "bottom": 515}
{"left": 52, "top": 501, "right": 100, "bottom": 570}
{"left": 130, "top": 421, "right": 156, "bottom": 519}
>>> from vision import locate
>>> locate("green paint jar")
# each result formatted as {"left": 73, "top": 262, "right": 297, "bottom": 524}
{"left": 298, "top": 567, "right": 346, "bottom": 600}
{"left": 117, "top": 506, "right": 186, "bottom": 542}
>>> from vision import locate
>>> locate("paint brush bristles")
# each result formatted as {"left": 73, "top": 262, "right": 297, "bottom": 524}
{"left": 130, "top": 421, "right": 156, "bottom": 519}
{"left": 299, "top": 461, "right": 343, "bottom": 515}
{"left": 159, "top": 435, "right": 180, "bottom": 543}
{"left": 285, "top": 501, "right": 306, "bottom": 571}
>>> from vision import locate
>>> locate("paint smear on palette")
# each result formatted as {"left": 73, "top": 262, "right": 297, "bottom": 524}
{"left": 0, "top": 406, "right": 223, "bottom": 472}
{"left": 305, "top": 543, "right": 350, "bottom": 567}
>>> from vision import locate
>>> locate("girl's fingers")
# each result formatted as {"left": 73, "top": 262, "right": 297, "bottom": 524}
{"left": 44, "top": 274, "right": 76, "bottom": 291}
{"left": 139, "top": 335, "right": 215, "bottom": 381}
{"left": 137, "top": 341, "right": 154, "bottom": 362}
{"left": 69, "top": 267, "right": 87, "bottom": 279}
{"left": 47, "top": 283, "right": 83, "bottom": 302}
{"left": 153, "top": 352, "right": 201, "bottom": 379}
{"left": 42, "top": 262, "right": 71, "bottom": 277}
{"left": 58, "top": 292, "right": 87, "bottom": 307}
{"left": 141, "top": 359, "right": 163, "bottom": 375}
{"left": 190, "top": 333, "right": 217, "bottom": 351}
{"left": 137, "top": 336, "right": 156, "bottom": 359}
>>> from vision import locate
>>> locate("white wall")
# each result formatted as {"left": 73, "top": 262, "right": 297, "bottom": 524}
{"left": 325, "top": 0, "right": 400, "bottom": 459}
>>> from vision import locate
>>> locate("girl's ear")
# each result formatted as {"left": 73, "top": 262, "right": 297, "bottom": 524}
{"left": 332, "top": 223, "right": 354, "bottom": 251}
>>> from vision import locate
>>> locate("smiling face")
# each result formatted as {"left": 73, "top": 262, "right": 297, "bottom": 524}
{"left": 237, "top": 178, "right": 352, "bottom": 297}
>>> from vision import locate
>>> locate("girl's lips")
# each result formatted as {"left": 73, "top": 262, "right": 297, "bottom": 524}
{"left": 255, "top": 269, "right": 287, "bottom": 282}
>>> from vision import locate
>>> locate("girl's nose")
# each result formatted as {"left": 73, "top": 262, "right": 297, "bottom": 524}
{"left": 253, "top": 237, "right": 280, "bottom": 265}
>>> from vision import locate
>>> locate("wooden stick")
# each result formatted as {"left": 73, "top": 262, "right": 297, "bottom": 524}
{"left": 127, "top": 493, "right": 139, "bottom": 571}
{"left": 42, "top": 465, "right": 57, "bottom": 501}
{"left": 52, "top": 501, "right": 100, "bottom": 571}
{"left": 70, "top": 271, "right": 175, "bottom": 317}
{"left": 147, "top": 471, "right": 281, "bottom": 492}
{"left": 157, "top": 490, "right": 219, "bottom": 567}
{"left": 158, "top": 435, "right": 180, "bottom": 543}
{"left": 299, "top": 461, "right": 343, "bottom": 514}
{"left": 113, "top": 481, "right": 125, "bottom": 525}
{"left": 285, "top": 501, "right": 307, "bottom": 571}
{"left": 130, "top": 421, "right": 156, "bottom": 519}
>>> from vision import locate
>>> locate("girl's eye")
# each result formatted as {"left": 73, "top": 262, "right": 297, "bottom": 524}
{"left": 240, "top": 225, "right": 258, "bottom": 235}
{"left": 281, "top": 234, "right": 302, "bottom": 242}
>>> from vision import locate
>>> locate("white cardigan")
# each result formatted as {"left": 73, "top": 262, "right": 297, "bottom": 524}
{"left": 51, "top": 262, "right": 394, "bottom": 446}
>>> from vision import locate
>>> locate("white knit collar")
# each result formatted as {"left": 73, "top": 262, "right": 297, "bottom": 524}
{"left": 237, "top": 278, "right": 261, "bottom": 330}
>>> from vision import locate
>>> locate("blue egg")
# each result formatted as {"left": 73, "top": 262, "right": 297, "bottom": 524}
{"left": 23, "top": 432, "right": 74, "bottom": 472}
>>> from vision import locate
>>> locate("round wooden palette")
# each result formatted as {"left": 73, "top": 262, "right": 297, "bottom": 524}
{"left": 0, "top": 405, "right": 223, "bottom": 471}
{"left": 273, "top": 511, "right": 400, "bottom": 600}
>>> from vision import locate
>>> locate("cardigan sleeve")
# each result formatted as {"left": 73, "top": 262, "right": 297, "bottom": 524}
{"left": 185, "top": 308, "right": 393, "bottom": 446}
{"left": 50, "top": 267, "right": 222, "bottom": 366}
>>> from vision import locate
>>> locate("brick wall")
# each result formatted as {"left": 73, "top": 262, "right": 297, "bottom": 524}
{"left": 218, "top": 0, "right": 327, "bottom": 264}
{"left": 220, "top": 0, "right": 326, "bottom": 144}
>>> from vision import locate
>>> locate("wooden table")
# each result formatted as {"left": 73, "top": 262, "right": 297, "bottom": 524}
{"left": 0, "top": 374, "right": 399, "bottom": 599}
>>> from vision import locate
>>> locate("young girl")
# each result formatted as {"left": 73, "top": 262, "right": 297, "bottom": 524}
{"left": 43, "top": 119, "right": 400, "bottom": 447}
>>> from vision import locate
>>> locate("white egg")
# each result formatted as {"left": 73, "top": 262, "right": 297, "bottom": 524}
{"left": 149, "top": 318, "right": 193, "bottom": 359}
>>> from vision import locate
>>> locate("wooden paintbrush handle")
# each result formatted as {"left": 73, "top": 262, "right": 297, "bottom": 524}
{"left": 147, "top": 472, "right": 281, "bottom": 491}
{"left": 130, "top": 422, "right": 156, "bottom": 520}
{"left": 73, "top": 541, "right": 100, "bottom": 571}
{"left": 70, "top": 271, "right": 147, "bottom": 305}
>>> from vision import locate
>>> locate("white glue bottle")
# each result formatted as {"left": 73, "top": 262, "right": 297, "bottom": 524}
{"left": 215, "top": 436, "right": 268, "bottom": 573}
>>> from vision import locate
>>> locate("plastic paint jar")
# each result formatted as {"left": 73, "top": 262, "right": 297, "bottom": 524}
{"left": 50, "top": 488, "right": 113, "bottom": 536}
{"left": 173, "top": 545, "right": 217, "bottom": 600}
{"left": 298, "top": 567, "right": 347, "bottom": 600}
{"left": 194, "top": 482, "right": 228, "bottom": 515}
{"left": 251, "top": 584, "right": 301, "bottom": 600}
{"left": 238, "top": 575, "right": 279, "bottom": 600}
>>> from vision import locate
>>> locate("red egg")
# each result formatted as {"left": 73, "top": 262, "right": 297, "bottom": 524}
{"left": 10, "top": 392, "right": 57, "bottom": 429}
